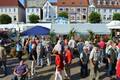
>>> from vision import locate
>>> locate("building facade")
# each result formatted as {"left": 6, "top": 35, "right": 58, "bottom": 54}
{"left": 57, "top": 0, "right": 89, "bottom": 23}
{"left": 25, "top": 0, "right": 47, "bottom": 23}
{"left": 42, "top": 1, "right": 57, "bottom": 22}
{"left": 92, "top": 0, "right": 120, "bottom": 23}
{"left": 26, "top": 8, "right": 41, "bottom": 23}
{"left": 0, "top": 0, "right": 25, "bottom": 23}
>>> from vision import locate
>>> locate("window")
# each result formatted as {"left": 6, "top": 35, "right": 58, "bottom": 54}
{"left": 108, "top": 15, "right": 112, "bottom": 20}
{"left": 27, "top": 9, "right": 29, "bottom": 13}
{"left": 1, "top": 8, "right": 3, "bottom": 12}
{"left": 103, "top": 15, "right": 106, "bottom": 20}
{"left": 115, "top": 9, "right": 117, "bottom": 12}
{"left": 49, "top": 15, "right": 51, "bottom": 18}
{"left": 111, "top": 1, "right": 115, "bottom": 5}
{"left": 36, "top": 9, "right": 39, "bottom": 12}
{"left": 104, "top": 9, "right": 106, "bottom": 13}
{"left": 9, "top": 8, "right": 11, "bottom": 12}
{"left": 71, "top": 16, "right": 75, "bottom": 20}
{"left": 62, "top": 2, "right": 65, "bottom": 4}
{"left": 32, "top": 8, "right": 34, "bottom": 12}
{"left": 14, "top": 16, "right": 16, "bottom": 21}
{"left": 109, "top": 9, "right": 112, "bottom": 12}
{"left": 77, "top": 16, "right": 80, "bottom": 20}
{"left": 72, "top": 2, "right": 75, "bottom": 4}
{"left": 66, "top": 8, "right": 68, "bottom": 11}
{"left": 82, "top": 15, "right": 86, "bottom": 20}
{"left": 5, "top": 8, "right": 7, "bottom": 12}
{"left": 77, "top": 8, "right": 80, "bottom": 12}
{"left": 98, "top": 9, "right": 100, "bottom": 12}
{"left": 59, "top": 8, "right": 63, "bottom": 11}
{"left": 14, "top": 8, "right": 16, "bottom": 12}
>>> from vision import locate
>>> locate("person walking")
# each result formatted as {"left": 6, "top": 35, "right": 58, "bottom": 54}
{"left": 116, "top": 51, "right": 120, "bottom": 80}
{"left": 80, "top": 46, "right": 89, "bottom": 78}
{"left": 45, "top": 42, "right": 52, "bottom": 66}
{"left": 53, "top": 40, "right": 64, "bottom": 80}
{"left": 0, "top": 40, "right": 7, "bottom": 76}
{"left": 68, "top": 37, "right": 76, "bottom": 57}
{"left": 64, "top": 46, "right": 73, "bottom": 79}
{"left": 89, "top": 45, "right": 101, "bottom": 80}
{"left": 16, "top": 40, "right": 23, "bottom": 61}
{"left": 36, "top": 40, "right": 44, "bottom": 67}
{"left": 12, "top": 60, "right": 29, "bottom": 80}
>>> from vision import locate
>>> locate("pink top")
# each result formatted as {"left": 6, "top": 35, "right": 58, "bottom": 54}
{"left": 98, "top": 40, "right": 106, "bottom": 49}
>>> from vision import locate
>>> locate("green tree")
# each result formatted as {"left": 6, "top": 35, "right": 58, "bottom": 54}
{"left": 58, "top": 12, "right": 68, "bottom": 18}
{"left": 29, "top": 14, "right": 39, "bottom": 23}
{"left": 88, "top": 30, "right": 95, "bottom": 41}
{"left": 113, "top": 13, "right": 120, "bottom": 21}
{"left": 0, "top": 14, "right": 12, "bottom": 24}
{"left": 89, "top": 12, "right": 101, "bottom": 23}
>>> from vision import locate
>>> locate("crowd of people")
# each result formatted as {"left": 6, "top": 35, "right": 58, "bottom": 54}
{"left": 0, "top": 35, "right": 120, "bottom": 80}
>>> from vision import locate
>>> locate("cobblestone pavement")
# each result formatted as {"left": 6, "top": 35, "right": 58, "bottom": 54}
{"left": 0, "top": 56, "right": 116, "bottom": 80}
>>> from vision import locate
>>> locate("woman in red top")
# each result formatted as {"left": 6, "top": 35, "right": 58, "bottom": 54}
{"left": 64, "top": 46, "right": 73, "bottom": 79}
{"left": 116, "top": 58, "right": 120, "bottom": 80}
{"left": 55, "top": 52, "right": 64, "bottom": 80}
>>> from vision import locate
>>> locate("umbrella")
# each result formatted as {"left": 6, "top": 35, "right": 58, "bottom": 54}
{"left": 22, "top": 26, "right": 50, "bottom": 36}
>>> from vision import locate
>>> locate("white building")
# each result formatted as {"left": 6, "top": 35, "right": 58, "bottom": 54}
{"left": 57, "top": 0, "right": 89, "bottom": 23}
{"left": 0, "top": 0, "right": 25, "bottom": 23}
{"left": 25, "top": 0, "right": 47, "bottom": 23}
{"left": 92, "top": 0, "right": 120, "bottom": 23}
{"left": 26, "top": 8, "right": 41, "bottom": 23}
{"left": 42, "top": 1, "right": 57, "bottom": 22}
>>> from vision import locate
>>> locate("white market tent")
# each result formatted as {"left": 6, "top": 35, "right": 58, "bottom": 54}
{"left": 52, "top": 23, "right": 110, "bottom": 35}
{"left": 107, "top": 20, "right": 120, "bottom": 29}
{"left": 0, "top": 23, "right": 51, "bottom": 32}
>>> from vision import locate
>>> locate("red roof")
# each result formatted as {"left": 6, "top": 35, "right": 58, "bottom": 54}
{"left": 0, "top": 0, "right": 24, "bottom": 8}
{"left": 57, "top": 0, "right": 89, "bottom": 7}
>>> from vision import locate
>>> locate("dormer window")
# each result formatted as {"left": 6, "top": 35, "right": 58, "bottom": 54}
{"left": 111, "top": 1, "right": 115, "bottom": 5}
{"left": 72, "top": 2, "right": 75, "bottom": 4}
{"left": 109, "top": 1, "right": 112, "bottom": 5}
{"left": 103, "top": 0, "right": 106, "bottom": 5}
{"left": 97, "top": 0, "right": 100, "bottom": 5}
{"left": 62, "top": 2, "right": 65, "bottom": 4}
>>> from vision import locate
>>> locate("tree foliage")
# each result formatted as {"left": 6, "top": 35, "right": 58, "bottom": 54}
{"left": 88, "top": 30, "right": 95, "bottom": 41}
{"left": 0, "top": 14, "right": 12, "bottom": 24}
{"left": 29, "top": 14, "right": 39, "bottom": 23}
{"left": 113, "top": 13, "right": 120, "bottom": 21}
{"left": 89, "top": 12, "right": 101, "bottom": 23}
{"left": 58, "top": 12, "right": 68, "bottom": 19}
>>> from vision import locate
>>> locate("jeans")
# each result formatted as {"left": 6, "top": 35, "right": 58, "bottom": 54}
{"left": 46, "top": 53, "right": 51, "bottom": 65}
{"left": 55, "top": 69, "right": 63, "bottom": 80}
{"left": 107, "top": 63, "right": 116, "bottom": 76}
{"left": 0, "top": 61, "right": 7, "bottom": 75}
{"left": 12, "top": 75, "right": 28, "bottom": 80}
{"left": 37, "top": 53, "right": 43, "bottom": 66}
{"left": 81, "top": 63, "right": 88, "bottom": 77}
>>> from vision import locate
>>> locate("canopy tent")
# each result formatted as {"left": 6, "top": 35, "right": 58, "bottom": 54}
{"left": 22, "top": 26, "right": 50, "bottom": 36}
{"left": 107, "top": 20, "right": 120, "bottom": 29}
{"left": 52, "top": 23, "right": 110, "bottom": 35}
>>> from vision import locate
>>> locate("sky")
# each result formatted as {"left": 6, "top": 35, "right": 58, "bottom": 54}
{"left": 19, "top": 0, "right": 57, "bottom": 5}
